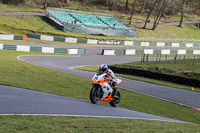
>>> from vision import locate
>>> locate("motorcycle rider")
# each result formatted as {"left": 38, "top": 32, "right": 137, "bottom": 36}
{"left": 99, "top": 64, "right": 117, "bottom": 99}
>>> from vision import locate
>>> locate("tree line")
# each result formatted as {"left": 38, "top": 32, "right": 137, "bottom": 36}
{"left": 1, "top": 0, "right": 199, "bottom": 30}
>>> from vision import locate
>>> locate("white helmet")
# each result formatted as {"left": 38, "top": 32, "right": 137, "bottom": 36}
{"left": 99, "top": 64, "right": 108, "bottom": 71}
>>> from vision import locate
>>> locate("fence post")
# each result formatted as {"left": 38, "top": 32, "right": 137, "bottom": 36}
{"left": 142, "top": 54, "right": 146, "bottom": 62}
{"left": 156, "top": 54, "right": 158, "bottom": 62}
{"left": 192, "top": 55, "right": 196, "bottom": 66}
{"left": 159, "top": 54, "right": 161, "bottom": 62}
{"left": 146, "top": 54, "right": 149, "bottom": 62}
{"left": 174, "top": 54, "right": 177, "bottom": 64}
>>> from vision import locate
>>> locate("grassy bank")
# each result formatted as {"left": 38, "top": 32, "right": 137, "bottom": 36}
{"left": 1, "top": 115, "right": 200, "bottom": 133}
{"left": 0, "top": 50, "right": 91, "bottom": 101}
{"left": 0, "top": 15, "right": 200, "bottom": 42}
{"left": 1, "top": 50, "right": 200, "bottom": 124}
{"left": 0, "top": 4, "right": 44, "bottom": 12}
{"left": 0, "top": 15, "right": 126, "bottom": 40}
{"left": 138, "top": 24, "right": 200, "bottom": 39}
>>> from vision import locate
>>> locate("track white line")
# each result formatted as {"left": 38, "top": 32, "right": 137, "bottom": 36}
{"left": 0, "top": 114, "right": 187, "bottom": 123}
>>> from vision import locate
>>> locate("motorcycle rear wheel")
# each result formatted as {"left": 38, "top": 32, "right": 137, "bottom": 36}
{"left": 109, "top": 91, "right": 120, "bottom": 107}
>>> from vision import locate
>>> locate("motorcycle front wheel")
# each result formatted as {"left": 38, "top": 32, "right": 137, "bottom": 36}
{"left": 90, "top": 85, "right": 101, "bottom": 104}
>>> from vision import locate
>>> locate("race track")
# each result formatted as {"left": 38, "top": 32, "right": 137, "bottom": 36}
{"left": 19, "top": 55, "right": 200, "bottom": 108}
{"left": 0, "top": 85, "right": 185, "bottom": 123}
{"left": 0, "top": 54, "right": 198, "bottom": 123}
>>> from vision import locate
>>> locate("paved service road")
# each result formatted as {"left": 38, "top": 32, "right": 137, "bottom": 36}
{"left": 19, "top": 55, "right": 200, "bottom": 108}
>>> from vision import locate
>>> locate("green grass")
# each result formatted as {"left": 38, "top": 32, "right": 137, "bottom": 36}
{"left": 137, "top": 24, "right": 200, "bottom": 39}
{"left": 0, "top": 40, "right": 37, "bottom": 44}
{"left": 0, "top": 16, "right": 59, "bottom": 35}
{"left": 0, "top": 4, "right": 44, "bottom": 12}
{"left": 1, "top": 115, "right": 200, "bottom": 133}
{"left": 0, "top": 50, "right": 91, "bottom": 101}
{"left": 1, "top": 49, "right": 200, "bottom": 124}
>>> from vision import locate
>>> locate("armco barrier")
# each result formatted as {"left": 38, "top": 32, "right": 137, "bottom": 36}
{"left": 109, "top": 66, "right": 200, "bottom": 88}
{"left": 102, "top": 49, "right": 200, "bottom": 55}
{"left": 0, "top": 35, "right": 27, "bottom": 40}
{"left": 0, "top": 44, "right": 85, "bottom": 54}
{"left": 27, "top": 33, "right": 200, "bottom": 48}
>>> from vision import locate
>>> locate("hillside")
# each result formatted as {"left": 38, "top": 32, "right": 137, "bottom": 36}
{"left": 0, "top": 1, "right": 199, "bottom": 42}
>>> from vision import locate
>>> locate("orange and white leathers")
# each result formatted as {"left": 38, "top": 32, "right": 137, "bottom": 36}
{"left": 106, "top": 68, "right": 117, "bottom": 84}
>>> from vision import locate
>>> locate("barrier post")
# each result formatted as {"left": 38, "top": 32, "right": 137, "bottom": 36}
{"left": 174, "top": 54, "right": 177, "bottom": 64}
{"left": 146, "top": 54, "right": 149, "bottom": 62}
{"left": 192, "top": 55, "right": 196, "bottom": 66}
{"left": 159, "top": 54, "right": 161, "bottom": 62}
{"left": 165, "top": 54, "right": 167, "bottom": 61}
{"left": 156, "top": 54, "right": 158, "bottom": 62}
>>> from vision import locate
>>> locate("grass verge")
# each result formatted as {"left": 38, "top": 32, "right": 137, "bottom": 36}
{"left": 0, "top": 4, "right": 44, "bottom": 12}
{"left": 1, "top": 49, "right": 200, "bottom": 124}
{"left": 1, "top": 115, "right": 200, "bottom": 132}
{"left": 0, "top": 40, "right": 37, "bottom": 44}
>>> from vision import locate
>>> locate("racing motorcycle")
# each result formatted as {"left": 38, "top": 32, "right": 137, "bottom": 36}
{"left": 90, "top": 70, "right": 122, "bottom": 107}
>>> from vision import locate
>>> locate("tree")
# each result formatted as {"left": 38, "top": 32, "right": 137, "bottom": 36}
{"left": 152, "top": 0, "right": 169, "bottom": 30}
{"left": 178, "top": 0, "right": 188, "bottom": 28}
{"left": 125, "top": 0, "right": 129, "bottom": 9}
{"left": 2, "top": 0, "right": 25, "bottom": 5}
{"left": 43, "top": 0, "right": 48, "bottom": 9}
{"left": 143, "top": 0, "right": 159, "bottom": 29}
{"left": 129, "top": 0, "right": 137, "bottom": 24}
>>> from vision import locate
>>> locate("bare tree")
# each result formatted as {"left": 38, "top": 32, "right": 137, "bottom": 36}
{"left": 152, "top": 0, "right": 168, "bottom": 30}
{"left": 125, "top": 0, "right": 129, "bottom": 9}
{"left": 143, "top": 0, "right": 159, "bottom": 29}
{"left": 138, "top": 2, "right": 144, "bottom": 14}
{"left": 43, "top": 0, "right": 48, "bottom": 9}
{"left": 129, "top": 0, "right": 137, "bottom": 24}
{"left": 178, "top": 0, "right": 188, "bottom": 27}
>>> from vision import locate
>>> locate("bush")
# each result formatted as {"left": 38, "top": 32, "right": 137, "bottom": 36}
{"left": 2, "top": 0, "right": 25, "bottom": 5}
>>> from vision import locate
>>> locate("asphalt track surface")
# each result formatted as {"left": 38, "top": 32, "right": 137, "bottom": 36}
{"left": 19, "top": 55, "right": 200, "bottom": 109}
{"left": 0, "top": 85, "right": 186, "bottom": 123}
